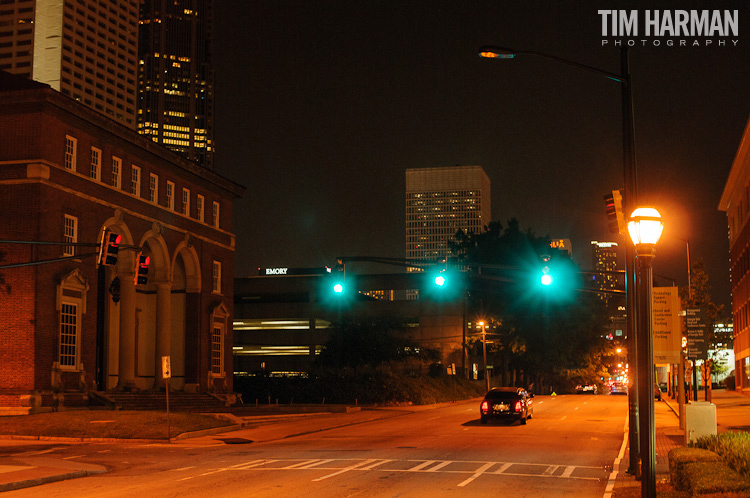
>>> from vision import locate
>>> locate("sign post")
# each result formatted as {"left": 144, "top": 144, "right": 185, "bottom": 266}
{"left": 162, "top": 355, "right": 171, "bottom": 442}
{"left": 686, "top": 308, "right": 708, "bottom": 402}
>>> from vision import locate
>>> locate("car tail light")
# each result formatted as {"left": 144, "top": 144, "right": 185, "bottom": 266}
{"left": 514, "top": 401, "right": 522, "bottom": 412}
{"left": 481, "top": 401, "right": 489, "bottom": 413}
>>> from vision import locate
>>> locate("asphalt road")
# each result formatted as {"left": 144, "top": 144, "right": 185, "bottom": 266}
{"left": 4, "top": 394, "right": 628, "bottom": 497}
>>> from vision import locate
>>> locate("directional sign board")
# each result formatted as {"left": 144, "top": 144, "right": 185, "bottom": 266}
{"left": 686, "top": 308, "right": 708, "bottom": 361}
{"left": 652, "top": 287, "right": 681, "bottom": 364}
{"left": 162, "top": 355, "right": 172, "bottom": 379}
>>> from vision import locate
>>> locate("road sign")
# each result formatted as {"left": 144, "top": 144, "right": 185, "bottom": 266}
{"left": 652, "top": 287, "right": 681, "bottom": 364}
{"left": 162, "top": 355, "right": 172, "bottom": 379}
{"left": 686, "top": 308, "right": 708, "bottom": 361}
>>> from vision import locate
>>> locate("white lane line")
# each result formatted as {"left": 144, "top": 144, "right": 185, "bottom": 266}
{"left": 428, "top": 416, "right": 441, "bottom": 420}
{"left": 407, "top": 460, "right": 437, "bottom": 472}
{"left": 561, "top": 466, "right": 575, "bottom": 478}
{"left": 574, "top": 407, "right": 580, "bottom": 410}
{"left": 283, "top": 459, "right": 322, "bottom": 469}
{"left": 231, "top": 459, "right": 273, "bottom": 470}
{"left": 300, "top": 459, "right": 334, "bottom": 469}
{"left": 62, "top": 455, "right": 84, "bottom": 460}
{"left": 494, "top": 462, "right": 512, "bottom": 474}
{"left": 543, "top": 465, "right": 559, "bottom": 476}
{"left": 602, "top": 414, "right": 630, "bottom": 498}
{"left": 457, "top": 462, "right": 495, "bottom": 487}
{"left": 312, "top": 459, "right": 377, "bottom": 481}
{"left": 560, "top": 416, "right": 567, "bottom": 420}
{"left": 426, "top": 461, "right": 452, "bottom": 472}
{"left": 360, "top": 459, "right": 392, "bottom": 470}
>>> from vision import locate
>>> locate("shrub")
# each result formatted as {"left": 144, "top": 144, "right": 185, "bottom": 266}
{"left": 694, "top": 432, "right": 750, "bottom": 479}
{"left": 669, "top": 447, "right": 720, "bottom": 491}
{"left": 724, "top": 375, "right": 735, "bottom": 390}
{"left": 683, "top": 461, "right": 750, "bottom": 495}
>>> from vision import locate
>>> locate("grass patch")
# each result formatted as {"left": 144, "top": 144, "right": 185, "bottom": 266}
{"left": 0, "top": 410, "right": 232, "bottom": 440}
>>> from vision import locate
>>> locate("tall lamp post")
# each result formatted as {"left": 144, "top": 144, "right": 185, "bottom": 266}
{"left": 478, "top": 321, "right": 490, "bottom": 392}
{"left": 628, "top": 207, "right": 664, "bottom": 498}
{"left": 479, "top": 45, "right": 641, "bottom": 475}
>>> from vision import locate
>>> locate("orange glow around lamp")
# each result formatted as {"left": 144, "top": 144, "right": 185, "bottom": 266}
{"left": 627, "top": 206, "right": 663, "bottom": 498}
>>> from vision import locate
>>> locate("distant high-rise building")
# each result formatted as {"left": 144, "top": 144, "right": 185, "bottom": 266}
{"left": 406, "top": 166, "right": 491, "bottom": 263}
{"left": 137, "top": 0, "right": 215, "bottom": 169}
{"left": 591, "top": 241, "right": 619, "bottom": 299}
{"left": 0, "top": 0, "right": 139, "bottom": 128}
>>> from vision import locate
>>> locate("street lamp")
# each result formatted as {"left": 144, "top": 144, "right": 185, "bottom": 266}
{"left": 628, "top": 207, "right": 664, "bottom": 498}
{"left": 479, "top": 44, "right": 641, "bottom": 477}
{"left": 478, "top": 321, "right": 489, "bottom": 392}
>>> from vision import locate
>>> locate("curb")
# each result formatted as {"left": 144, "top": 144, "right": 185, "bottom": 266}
{"left": 0, "top": 467, "right": 107, "bottom": 493}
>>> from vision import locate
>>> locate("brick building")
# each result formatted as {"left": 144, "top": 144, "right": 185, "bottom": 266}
{"left": 719, "top": 116, "right": 750, "bottom": 395}
{"left": 0, "top": 73, "right": 244, "bottom": 413}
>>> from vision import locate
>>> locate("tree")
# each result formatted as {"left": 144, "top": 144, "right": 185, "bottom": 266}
{"left": 679, "top": 258, "right": 724, "bottom": 346}
{"left": 451, "top": 219, "right": 610, "bottom": 392}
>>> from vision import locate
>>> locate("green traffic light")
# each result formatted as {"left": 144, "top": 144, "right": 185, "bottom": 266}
{"left": 434, "top": 275, "right": 446, "bottom": 286}
{"left": 333, "top": 283, "right": 344, "bottom": 293}
{"left": 541, "top": 274, "right": 553, "bottom": 286}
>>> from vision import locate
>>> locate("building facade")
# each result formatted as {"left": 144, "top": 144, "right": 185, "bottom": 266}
{"left": 234, "top": 273, "right": 468, "bottom": 377}
{"left": 405, "top": 166, "right": 491, "bottom": 263}
{"left": 0, "top": 0, "right": 139, "bottom": 128}
{"left": 0, "top": 75, "right": 243, "bottom": 413}
{"left": 137, "top": 0, "right": 215, "bottom": 169}
{"left": 719, "top": 116, "right": 750, "bottom": 395}
{"left": 591, "top": 241, "right": 619, "bottom": 299}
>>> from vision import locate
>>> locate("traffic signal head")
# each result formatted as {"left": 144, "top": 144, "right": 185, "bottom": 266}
{"left": 434, "top": 275, "right": 446, "bottom": 287}
{"left": 99, "top": 230, "right": 121, "bottom": 266}
{"left": 604, "top": 190, "right": 625, "bottom": 235}
{"left": 540, "top": 273, "right": 553, "bottom": 286}
{"left": 333, "top": 282, "right": 344, "bottom": 294}
{"left": 135, "top": 254, "right": 150, "bottom": 285}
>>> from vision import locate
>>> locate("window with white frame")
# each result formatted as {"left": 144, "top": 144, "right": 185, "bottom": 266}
{"left": 90, "top": 147, "right": 101, "bottom": 181}
{"left": 182, "top": 187, "right": 190, "bottom": 215}
{"left": 57, "top": 269, "right": 87, "bottom": 371}
{"left": 131, "top": 165, "right": 140, "bottom": 196}
{"left": 166, "top": 181, "right": 174, "bottom": 210}
{"left": 59, "top": 302, "right": 79, "bottom": 368}
{"left": 211, "top": 324, "right": 223, "bottom": 375}
{"left": 209, "top": 304, "right": 228, "bottom": 377}
{"left": 64, "top": 136, "right": 77, "bottom": 171}
{"left": 197, "top": 194, "right": 204, "bottom": 222}
{"left": 212, "top": 201, "right": 220, "bottom": 228}
{"left": 63, "top": 215, "right": 77, "bottom": 256}
{"left": 111, "top": 157, "right": 121, "bottom": 188}
{"left": 149, "top": 173, "right": 158, "bottom": 203}
{"left": 212, "top": 260, "right": 221, "bottom": 293}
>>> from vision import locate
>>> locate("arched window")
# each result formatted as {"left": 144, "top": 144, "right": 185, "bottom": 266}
{"left": 56, "top": 269, "right": 89, "bottom": 370}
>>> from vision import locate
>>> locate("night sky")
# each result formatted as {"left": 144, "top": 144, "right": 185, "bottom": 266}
{"left": 214, "top": 1, "right": 749, "bottom": 311}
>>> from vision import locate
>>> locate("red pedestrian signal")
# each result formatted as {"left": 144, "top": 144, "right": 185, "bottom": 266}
{"left": 99, "top": 230, "right": 121, "bottom": 266}
{"left": 135, "top": 254, "right": 150, "bottom": 285}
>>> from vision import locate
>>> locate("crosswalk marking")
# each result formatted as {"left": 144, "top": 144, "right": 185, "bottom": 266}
{"left": 457, "top": 462, "right": 495, "bottom": 487}
{"left": 225, "top": 457, "right": 607, "bottom": 486}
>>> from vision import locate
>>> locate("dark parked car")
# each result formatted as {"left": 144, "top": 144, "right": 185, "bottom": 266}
{"left": 654, "top": 383, "right": 662, "bottom": 401}
{"left": 480, "top": 387, "right": 534, "bottom": 425}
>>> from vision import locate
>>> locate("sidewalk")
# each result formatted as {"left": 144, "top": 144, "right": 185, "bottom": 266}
{"left": 609, "top": 388, "right": 750, "bottom": 496}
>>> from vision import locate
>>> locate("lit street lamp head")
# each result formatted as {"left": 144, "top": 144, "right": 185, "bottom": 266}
{"left": 627, "top": 207, "right": 664, "bottom": 254}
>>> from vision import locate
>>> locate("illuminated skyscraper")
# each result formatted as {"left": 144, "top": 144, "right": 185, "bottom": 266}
{"left": 0, "top": 0, "right": 138, "bottom": 128}
{"left": 591, "top": 241, "right": 619, "bottom": 299}
{"left": 406, "top": 166, "right": 491, "bottom": 263}
{"left": 138, "top": 0, "right": 215, "bottom": 169}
